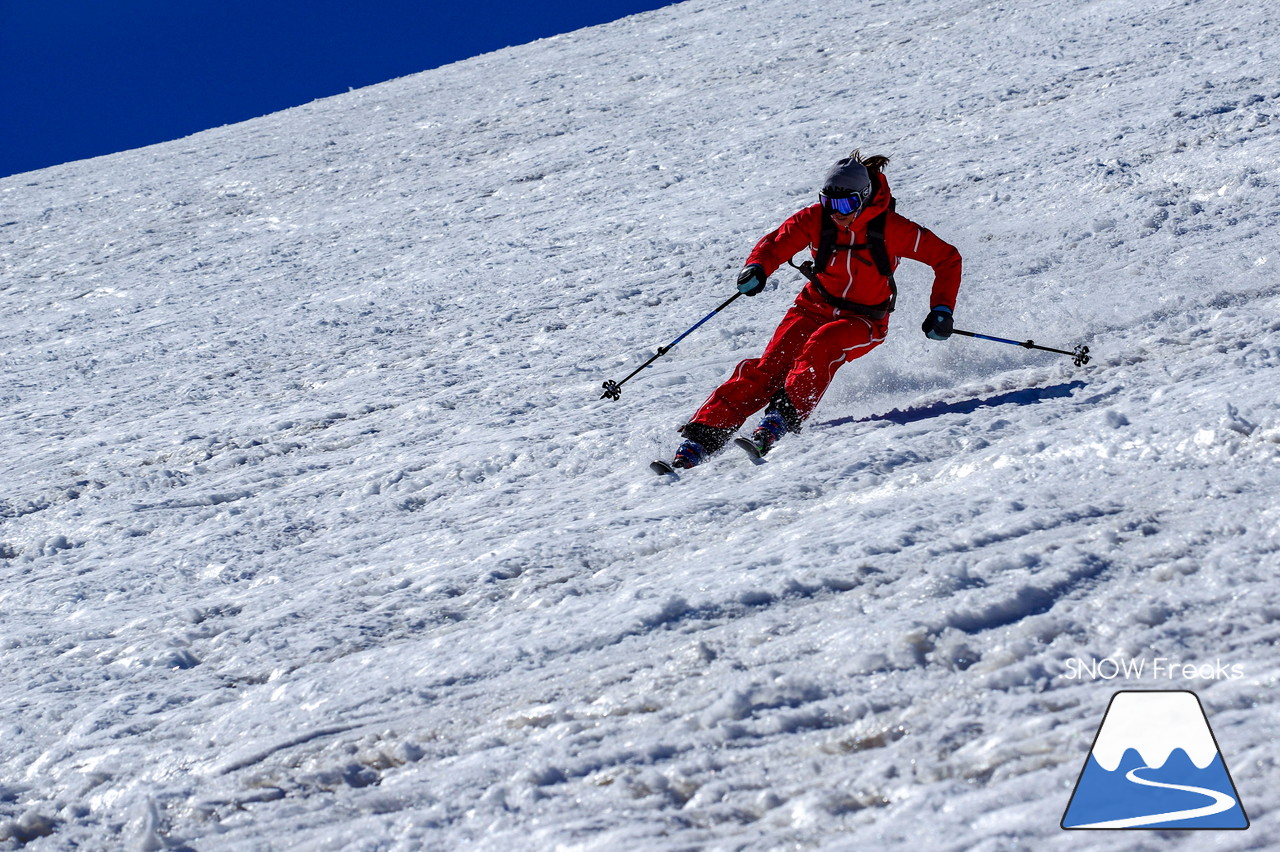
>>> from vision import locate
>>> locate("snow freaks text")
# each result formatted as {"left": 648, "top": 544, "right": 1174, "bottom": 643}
{"left": 1061, "top": 657, "right": 1245, "bottom": 682}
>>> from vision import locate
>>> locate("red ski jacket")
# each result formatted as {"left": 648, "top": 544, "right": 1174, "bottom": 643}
{"left": 745, "top": 174, "right": 961, "bottom": 321}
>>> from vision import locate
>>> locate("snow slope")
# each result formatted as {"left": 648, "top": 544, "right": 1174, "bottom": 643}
{"left": 2, "top": 0, "right": 1278, "bottom": 848}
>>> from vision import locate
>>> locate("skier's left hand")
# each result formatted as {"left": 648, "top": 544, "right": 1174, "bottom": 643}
{"left": 922, "top": 306, "right": 953, "bottom": 340}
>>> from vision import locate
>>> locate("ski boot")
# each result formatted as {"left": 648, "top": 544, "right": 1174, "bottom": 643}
{"left": 650, "top": 423, "right": 732, "bottom": 476}
{"left": 735, "top": 410, "right": 789, "bottom": 460}
{"left": 651, "top": 439, "right": 704, "bottom": 475}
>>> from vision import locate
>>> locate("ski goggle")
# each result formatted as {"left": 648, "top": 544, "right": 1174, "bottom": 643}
{"left": 819, "top": 190, "right": 867, "bottom": 216}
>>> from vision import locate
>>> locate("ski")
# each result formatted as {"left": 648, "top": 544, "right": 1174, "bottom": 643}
{"left": 650, "top": 459, "right": 678, "bottom": 476}
{"left": 734, "top": 435, "right": 768, "bottom": 464}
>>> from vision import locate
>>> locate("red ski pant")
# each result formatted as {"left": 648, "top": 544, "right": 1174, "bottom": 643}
{"left": 690, "top": 302, "right": 886, "bottom": 432}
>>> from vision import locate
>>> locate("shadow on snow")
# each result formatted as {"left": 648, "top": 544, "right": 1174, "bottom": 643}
{"left": 818, "top": 381, "right": 1088, "bottom": 429}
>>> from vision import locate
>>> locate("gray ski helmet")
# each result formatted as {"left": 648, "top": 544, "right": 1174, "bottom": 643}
{"left": 821, "top": 158, "right": 872, "bottom": 202}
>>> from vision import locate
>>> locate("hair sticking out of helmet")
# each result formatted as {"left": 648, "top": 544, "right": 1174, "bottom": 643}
{"left": 847, "top": 149, "right": 891, "bottom": 177}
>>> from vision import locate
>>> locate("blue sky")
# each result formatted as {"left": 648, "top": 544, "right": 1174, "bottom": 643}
{"left": 0, "top": 0, "right": 676, "bottom": 179}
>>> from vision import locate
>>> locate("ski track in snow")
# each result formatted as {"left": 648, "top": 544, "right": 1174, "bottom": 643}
{"left": 2, "top": 0, "right": 1279, "bottom": 849}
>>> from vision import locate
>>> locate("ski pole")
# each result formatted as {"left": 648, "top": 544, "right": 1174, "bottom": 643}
{"left": 952, "top": 328, "right": 1091, "bottom": 367}
{"left": 601, "top": 291, "right": 744, "bottom": 401}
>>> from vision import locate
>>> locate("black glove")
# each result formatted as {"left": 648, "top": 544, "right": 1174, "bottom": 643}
{"left": 922, "top": 306, "right": 954, "bottom": 340}
{"left": 736, "top": 264, "right": 767, "bottom": 296}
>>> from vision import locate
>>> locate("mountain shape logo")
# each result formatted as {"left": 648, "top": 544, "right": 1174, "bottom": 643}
{"left": 1062, "top": 690, "right": 1248, "bottom": 829}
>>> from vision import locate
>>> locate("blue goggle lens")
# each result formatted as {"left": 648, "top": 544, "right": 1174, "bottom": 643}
{"left": 820, "top": 193, "right": 862, "bottom": 215}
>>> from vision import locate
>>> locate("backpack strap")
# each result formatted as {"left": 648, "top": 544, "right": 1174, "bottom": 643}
{"left": 864, "top": 208, "right": 897, "bottom": 312}
{"left": 788, "top": 258, "right": 892, "bottom": 319}
{"left": 813, "top": 207, "right": 839, "bottom": 272}
{"left": 814, "top": 208, "right": 874, "bottom": 270}
{"left": 809, "top": 200, "right": 898, "bottom": 314}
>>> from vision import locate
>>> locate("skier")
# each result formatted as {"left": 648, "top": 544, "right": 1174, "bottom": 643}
{"left": 663, "top": 151, "right": 962, "bottom": 469}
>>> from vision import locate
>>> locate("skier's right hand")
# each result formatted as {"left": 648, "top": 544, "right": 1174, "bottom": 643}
{"left": 737, "top": 264, "right": 767, "bottom": 296}
{"left": 922, "top": 306, "right": 954, "bottom": 340}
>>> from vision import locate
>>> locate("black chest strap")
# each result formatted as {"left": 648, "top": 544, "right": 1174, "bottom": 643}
{"left": 802, "top": 206, "right": 897, "bottom": 317}
{"left": 814, "top": 205, "right": 895, "bottom": 277}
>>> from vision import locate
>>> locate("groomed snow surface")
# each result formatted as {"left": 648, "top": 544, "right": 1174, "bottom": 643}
{"left": 2, "top": 0, "right": 1278, "bottom": 848}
